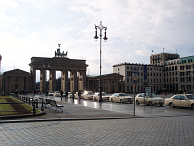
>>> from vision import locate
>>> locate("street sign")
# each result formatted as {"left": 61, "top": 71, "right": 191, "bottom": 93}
{"left": 132, "top": 69, "right": 138, "bottom": 74}
{"left": 145, "top": 87, "right": 151, "bottom": 97}
{"left": 133, "top": 76, "right": 137, "bottom": 83}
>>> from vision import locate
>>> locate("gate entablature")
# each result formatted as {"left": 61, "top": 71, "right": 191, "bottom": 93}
{"left": 29, "top": 57, "right": 88, "bottom": 71}
{"left": 29, "top": 44, "right": 88, "bottom": 92}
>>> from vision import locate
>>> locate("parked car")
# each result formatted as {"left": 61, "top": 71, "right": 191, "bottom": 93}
{"left": 165, "top": 94, "right": 194, "bottom": 109}
{"left": 75, "top": 92, "right": 83, "bottom": 99}
{"left": 93, "top": 92, "right": 110, "bottom": 101}
{"left": 54, "top": 91, "right": 60, "bottom": 97}
{"left": 135, "top": 93, "right": 164, "bottom": 106}
{"left": 109, "top": 93, "right": 133, "bottom": 103}
{"left": 82, "top": 91, "right": 95, "bottom": 100}
{"left": 48, "top": 91, "right": 54, "bottom": 96}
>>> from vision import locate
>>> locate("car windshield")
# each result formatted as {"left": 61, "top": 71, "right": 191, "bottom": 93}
{"left": 102, "top": 93, "right": 108, "bottom": 96}
{"left": 88, "top": 91, "right": 94, "bottom": 95}
{"left": 119, "top": 93, "right": 127, "bottom": 96}
{"left": 186, "top": 95, "right": 194, "bottom": 99}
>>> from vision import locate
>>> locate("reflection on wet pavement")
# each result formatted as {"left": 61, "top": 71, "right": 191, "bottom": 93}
{"left": 35, "top": 94, "right": 194, "bottom": 117}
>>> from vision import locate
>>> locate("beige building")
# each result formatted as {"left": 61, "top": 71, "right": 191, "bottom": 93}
{"left": 0, "top": 69, "right": 32, "bottom": 93}
{"left": 86, "top": 73, "right": 123, "bottom": 93}
{"left": 113, "top": 62, "right": 164, "bottom": 93}
{"left": 150, "top": 53, "right": 180, "bottom": 66}
{"left": 164, "top": 55, "right": 194, "bottom": 92}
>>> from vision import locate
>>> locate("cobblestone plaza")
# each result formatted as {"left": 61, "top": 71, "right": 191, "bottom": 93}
{"left": 0, "top": 97, "right": 194, "bottom": 146}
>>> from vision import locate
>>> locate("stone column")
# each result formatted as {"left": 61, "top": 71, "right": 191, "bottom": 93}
{"left": 78, "top": 70, "right": 86, "bottom": 91}
{"left": 40, "top": 69, "right": 46, "bottom": 93}
{"left": 61, "top": 70, "right": 68, "bottom": 91}
{"left": 31, "top": 68, "right": 36, "bottom": 91}
{"left": 5, "top": 76, "right": 8, "bottom": 93}
{"left": 11, "top": 76, "right": 14, "bottom": 92}
{"left": 25, "top": 77, "right": 28, "bottom": 91}
{"left": 19, "top": 76, "right": 22, "bottom": 92}
{"left": 49, "top": 70, "right": 56, "bottom": 91}
{"left": 70, "top": 70, "right": 77, "bottom": 92}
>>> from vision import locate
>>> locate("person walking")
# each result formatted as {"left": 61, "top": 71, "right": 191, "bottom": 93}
{"left": 65, "top": 90, "right": 68, "bottom": 100}
{"left": 72, "top": 91, "right": 75, "bottom": 103}
{"left": 60, "top": 90, "right": 63, "bottom": 101}
{"left": 78, "top": 90, "right": 81, "bottom": 101}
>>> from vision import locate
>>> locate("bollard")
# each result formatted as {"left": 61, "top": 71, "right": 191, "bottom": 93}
{"left": 28, "top": 97, "right": 31, "bottom": 105}
{"left": 33, "top": 100, "right": 36, "bottom": 114}
{"left": 36, "top": 99, "right": 38, "bottom": 108}
{"left": 41, "top": 100, "right": 44, "bottom": 111}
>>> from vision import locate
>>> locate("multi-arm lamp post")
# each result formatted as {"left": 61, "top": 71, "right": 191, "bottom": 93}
{"left": 94, "top": 21, "right": 108, "bottom": 102}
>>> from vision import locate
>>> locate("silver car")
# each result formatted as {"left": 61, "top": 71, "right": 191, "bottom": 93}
{"left": 93, "top": 92, "right": 110, "bottom": 101}
{"left": 109, "top": 93, "right": 133, "bottom": 103}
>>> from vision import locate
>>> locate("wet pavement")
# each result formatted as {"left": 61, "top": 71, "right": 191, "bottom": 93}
{"left": 1, "top": 93, "right": 194, "bottom": 145}
{"left": 33, "top": 93, "right": 194, "bottom": 118}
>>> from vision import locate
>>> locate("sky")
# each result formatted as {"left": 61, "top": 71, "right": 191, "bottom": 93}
{"left": 1, "top": 0, "right": 194, "bottom": 81}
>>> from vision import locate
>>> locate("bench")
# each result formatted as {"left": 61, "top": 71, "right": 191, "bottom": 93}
{"left": 44, "top": 99, "right": 52, "bottom": 108}
{"left": 49, "top": 100, "right": 64, "bottom": 112}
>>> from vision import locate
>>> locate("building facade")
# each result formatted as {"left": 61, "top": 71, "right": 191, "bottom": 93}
{"left": 0, "top": 69, "right": 32, "bottom": 93}
{"left": 150, "top": 53, "right": 180, "bottom": 66}
{"left": 164, "top": 55, "right": 194, "bottom": 92}
{"left": 86, "top": 73, "right": 123, "bottom": 93}
{"left": 113, "top": 62, "right": 164, "bottom": 93}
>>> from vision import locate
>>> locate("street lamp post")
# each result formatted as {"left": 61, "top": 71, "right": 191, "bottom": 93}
{"left": 94, "top": 21, "right": 108, "bottom": 102}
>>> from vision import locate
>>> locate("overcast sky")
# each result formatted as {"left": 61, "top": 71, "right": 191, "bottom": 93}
{"left": 1, "top": 0, "right": 194, "bottom": 80}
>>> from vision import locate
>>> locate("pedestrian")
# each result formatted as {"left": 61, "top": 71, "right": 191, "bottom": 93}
{"left": 65, "top": 90, "right": 68, "bottom": 99}
{"left": 15, "top": 89, "right": 18, "bottom": 95}
{"left": 46, "top": 90, "right": 48, "bottom": 96}
{"left": 179, "top": 89, "right": 183, "bottom": 94}
{"left": 72, "top": 91, "right": 75, "bottom": 102}
{"left": 60, "top": 90, "right": 63, "bottom": 101}
{"left": 78, "top": 90, "right": 81, "bottom": 101}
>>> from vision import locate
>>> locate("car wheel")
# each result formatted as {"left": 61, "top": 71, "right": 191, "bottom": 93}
{"left": 159, "top": 104, "right": 163, "bottom": 107}
{"left": 148, "top": 101, "right": 152, "bottom": 106}
{"left": 136, "top": 100, "right": 139, "bottom": 105}
{"left": 169, "top": 103, "right": 174, "bottom": 108}
{"left": 191, "top": 104, "right": 194, "bottom": 110}
{"left": 120, "top": 99, "right": 123, "bottom": 103}
{"left": 111, "top": 98, "right": 114, "bottom": 103}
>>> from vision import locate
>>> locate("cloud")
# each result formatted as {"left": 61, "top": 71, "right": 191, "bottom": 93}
{"left": 1, "top": 0, "right": 194, "bottom": 80}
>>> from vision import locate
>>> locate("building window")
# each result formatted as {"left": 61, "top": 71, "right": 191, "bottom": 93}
{"left": 15, "top": 79, "right": 18, "bottom": 82}
{"left": 118, "top": 68, "right": 119, "bottom": 71}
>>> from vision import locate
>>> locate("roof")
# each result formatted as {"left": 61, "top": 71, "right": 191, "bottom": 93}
{"left": 3, "top": 69, "right": 30, "bottom": 76}
{"left": 87, "top": 73, "right": 123, "bottom": 79}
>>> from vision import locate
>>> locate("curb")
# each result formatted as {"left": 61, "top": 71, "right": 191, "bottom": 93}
{"left": 0, "top": 111, "right": 45, "bottom": 120}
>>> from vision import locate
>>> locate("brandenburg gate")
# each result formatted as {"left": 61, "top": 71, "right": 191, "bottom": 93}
{"left": 29, "top": 44, "right": 88, "bottom": 92}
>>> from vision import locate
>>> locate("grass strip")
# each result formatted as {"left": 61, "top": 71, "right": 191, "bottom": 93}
{"left": 0, "top": 95, "right": 40, "bottom": 115}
